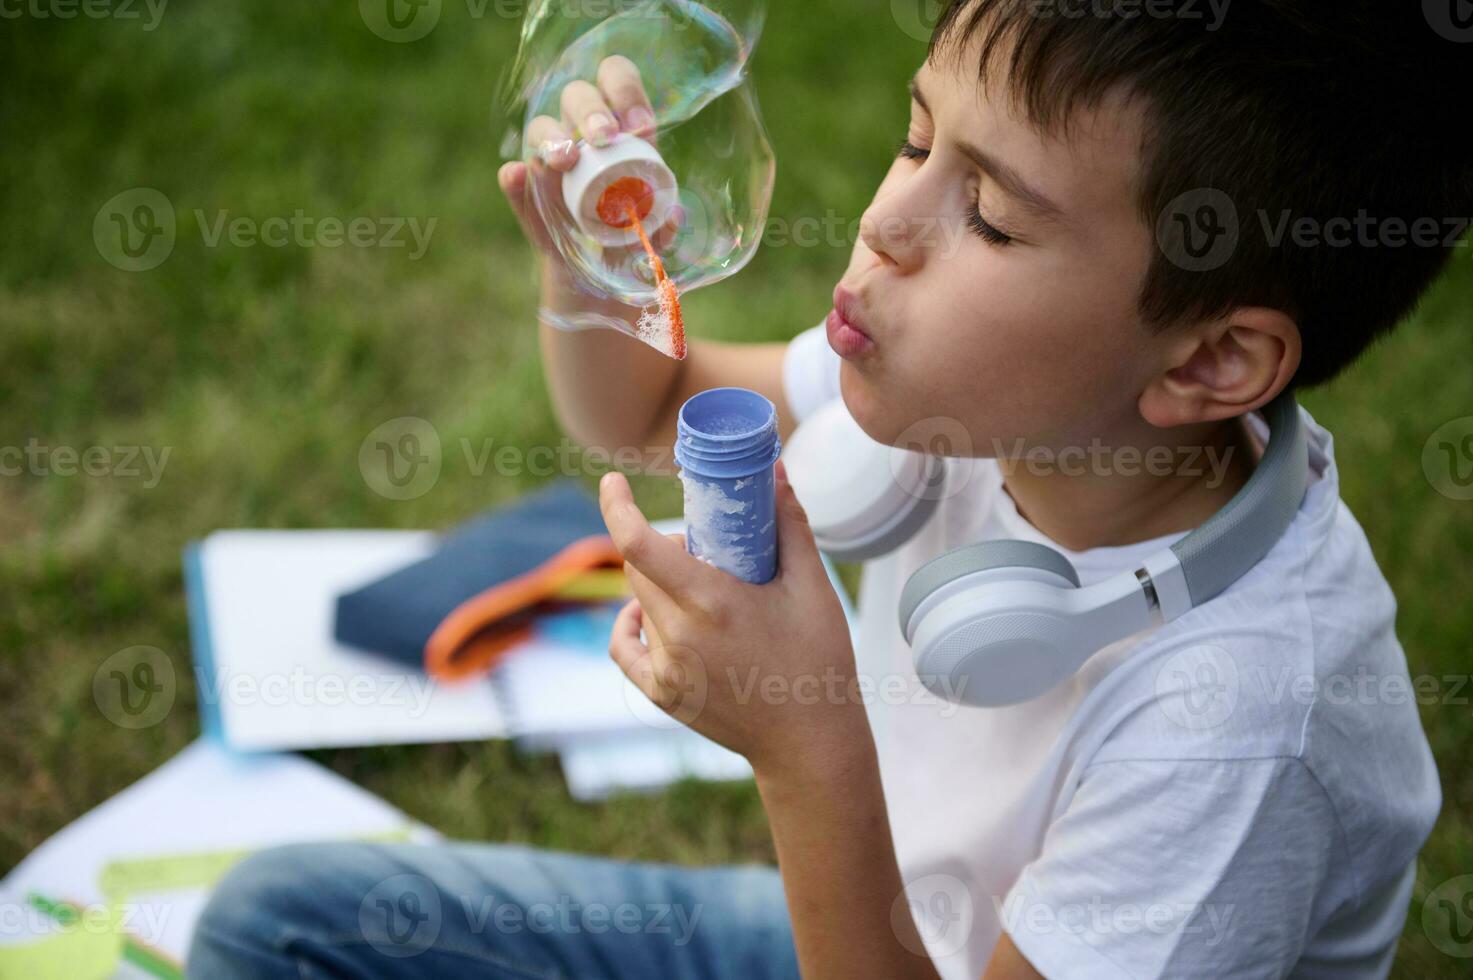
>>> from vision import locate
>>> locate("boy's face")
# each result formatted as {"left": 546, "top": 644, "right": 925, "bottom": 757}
{"left": 832, "top": 49, "right": 1165, "bottom": 454}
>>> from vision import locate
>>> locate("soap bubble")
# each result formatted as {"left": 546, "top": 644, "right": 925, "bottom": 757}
{"left": 502, "top": 0, "right": 774, "bottom": 311}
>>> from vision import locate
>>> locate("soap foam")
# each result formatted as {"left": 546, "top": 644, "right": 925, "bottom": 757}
{"left": 680, "top": 471, "right": 765, "bottom": 581}
{"left": 636, "top": 305, "right": 678, "bottom": 359}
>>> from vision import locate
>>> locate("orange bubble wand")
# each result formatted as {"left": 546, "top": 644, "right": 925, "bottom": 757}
{"left": 597, "top": 177, "right": 687, "bottom": 361}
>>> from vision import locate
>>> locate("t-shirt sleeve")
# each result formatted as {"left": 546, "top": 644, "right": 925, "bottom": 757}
{"left": 782, "top": 323, "right": 842, "bottom": 424}
{"left": 1002, "top": 756, "right": 1343, "bottom": 980}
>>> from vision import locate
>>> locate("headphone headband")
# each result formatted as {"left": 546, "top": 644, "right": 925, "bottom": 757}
{"left": 1167, "top": 393, "right": 1308, "bottom": 607}
{"left": 784, "top": 392, "right": 1311, "bottom": 707}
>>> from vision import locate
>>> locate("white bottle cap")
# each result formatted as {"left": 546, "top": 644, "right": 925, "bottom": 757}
{"left": 560, "top": 133, "right": 679, "bottom": 248}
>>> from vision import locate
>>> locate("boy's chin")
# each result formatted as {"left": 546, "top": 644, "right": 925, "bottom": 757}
{"left": 838, "top": 364, "right": 919, "bottom": 449}
{"left": 840, "top": 363, "right": 996, "bottom": 459}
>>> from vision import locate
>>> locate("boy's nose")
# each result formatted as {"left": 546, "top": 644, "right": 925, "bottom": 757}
{"left": 859, "top": 204, "right": 923, "bottom": 273}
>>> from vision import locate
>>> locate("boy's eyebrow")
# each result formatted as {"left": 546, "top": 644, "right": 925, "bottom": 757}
{"left": 909, "top": 74, "right": 1065, "bottom": 223}
{"left": 908, "top": 76, "right": 930, "bottom": 112}
{"left": 959, "top": 141, "right": 1064, "bottom": 221}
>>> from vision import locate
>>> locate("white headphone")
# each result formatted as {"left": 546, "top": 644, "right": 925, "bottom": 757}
{"left": 783, "top": 395, "right": 1309, "bottom": 708}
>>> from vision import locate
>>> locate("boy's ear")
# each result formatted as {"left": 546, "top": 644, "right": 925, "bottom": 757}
{"left": 1139, "top": 307, "right": 1302, "bottom": 428}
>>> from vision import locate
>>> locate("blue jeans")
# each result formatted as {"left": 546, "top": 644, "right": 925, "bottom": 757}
{"left": 187, "top": 841, "right": 800, "bottom": 979}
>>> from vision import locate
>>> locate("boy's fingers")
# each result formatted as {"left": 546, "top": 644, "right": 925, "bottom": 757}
{"left": 497, "top": 161, "right": 556, "bottom": 253}
{"left": 609, "top": 599, "right": 652, "bottom": 677}
{"left": 597, "top": 55, "right": 656, "bottom": 137}
{"left": 560, "top": 80, "right": 619, "bottom": 147}
{"left": 527, "top": 115, "right": 578, "bottom": 170}
{"left": 774, "top": 459, "right": 827, "bottom": 581}
{"left": 599, "top": 472, "right": 713, "bottom": 602}
{"left": 624, "top": 561, "right": 680, "bottom": 625}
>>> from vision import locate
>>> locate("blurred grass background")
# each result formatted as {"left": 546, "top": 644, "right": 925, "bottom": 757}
{"left": 0, "top": 0, "right": 1468, "bottom": 974}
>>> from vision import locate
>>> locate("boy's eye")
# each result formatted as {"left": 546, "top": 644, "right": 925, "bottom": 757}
{"left": 967, "top": 202, "right": 1014, "bottom": 246}
{"left": 898, "top": 139, "right": 930, "bottom": 161}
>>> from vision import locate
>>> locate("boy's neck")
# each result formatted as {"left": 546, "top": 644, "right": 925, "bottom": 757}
{"left": 999, "top": 417, "right": 1258, "bottom": 553}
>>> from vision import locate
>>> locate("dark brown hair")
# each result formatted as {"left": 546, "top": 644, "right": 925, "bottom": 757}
{"left": 932, "top": 0, "right": 1471, "bottom": 387}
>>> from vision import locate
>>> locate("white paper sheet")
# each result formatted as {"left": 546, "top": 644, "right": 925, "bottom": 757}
{"left": 193, "top": 530, "right": 508, "bottom": 750}
{"left": 1, "top": 740, "right": 436, "bottom": 975}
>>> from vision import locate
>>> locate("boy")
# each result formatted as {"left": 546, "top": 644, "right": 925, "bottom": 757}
{"left": 191, "top": 2, "right": 1462, "bottom": 976}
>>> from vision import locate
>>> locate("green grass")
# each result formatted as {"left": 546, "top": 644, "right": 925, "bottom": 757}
{"left": 1, "top": 2, "right": 1469, "bottom": 975}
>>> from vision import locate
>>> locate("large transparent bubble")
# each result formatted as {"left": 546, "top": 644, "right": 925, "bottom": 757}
{"left": 501, "top": 1, "right": 774, "bottom": 325}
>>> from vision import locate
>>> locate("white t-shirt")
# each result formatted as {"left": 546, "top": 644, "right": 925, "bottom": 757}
{"left": 783, "top": 325, "right": 1441, "bottom": 980}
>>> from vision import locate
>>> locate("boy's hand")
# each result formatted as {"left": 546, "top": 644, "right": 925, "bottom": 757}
{"left": 497, "top": 55, "right": 676, "bottom": 266}
{"left": 599, "top": 463, "right": 870, "bottom": 782}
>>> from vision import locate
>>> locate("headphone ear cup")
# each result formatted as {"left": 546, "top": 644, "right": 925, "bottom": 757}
{"left": 901, "top": 541, "right": 1088, "bottom": 707}
{"left": 785, "top": 399, "right": 946, "bottom": 561}
{"left": 899, "top": 541, "right": 1081, "bottom": 637}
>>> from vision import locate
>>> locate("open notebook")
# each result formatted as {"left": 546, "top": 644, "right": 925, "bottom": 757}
{"left": 0, "top": 740, "right": 434, "bottom": 979}
{"left": 184, "top": 522, "right": 855, "bottom": 792}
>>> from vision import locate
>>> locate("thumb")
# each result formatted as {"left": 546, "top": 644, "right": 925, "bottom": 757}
{"left": 774, "top": 459, "right": 825, "bottom": 580}
{"left": 497, "top": 160, "right": 555, "bottom": 255}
